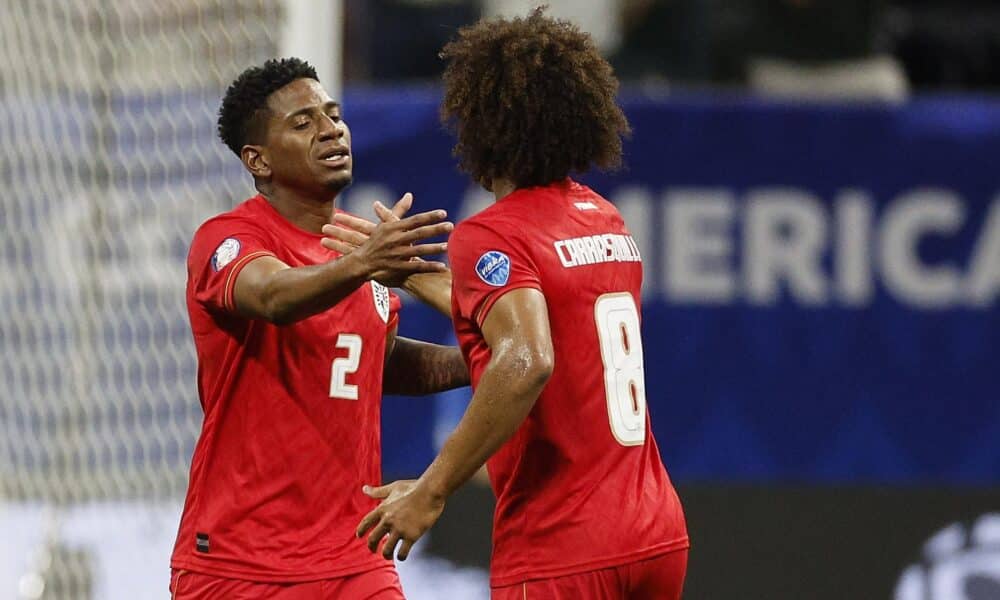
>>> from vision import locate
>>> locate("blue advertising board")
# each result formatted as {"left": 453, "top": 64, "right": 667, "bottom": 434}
{"left": 339, "top": 88, "right": 1000, "bottom": 484}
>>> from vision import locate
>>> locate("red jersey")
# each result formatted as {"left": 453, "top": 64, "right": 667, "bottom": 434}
{"left": 449, "top": 180, "right": 689, "bottom": 587}
{"left": 171, "top": 195, "right": 400, "bottom": 582}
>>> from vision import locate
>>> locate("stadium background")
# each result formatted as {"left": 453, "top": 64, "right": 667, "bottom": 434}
{"left": 1, "top": 1, "right": 998, "bottom": 599}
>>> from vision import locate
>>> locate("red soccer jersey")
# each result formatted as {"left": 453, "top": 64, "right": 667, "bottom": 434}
{"left": 449, "top": 180, "right": 689, "bottom": 587}
{"left": 171, "top": 195, "right": 400, "bottom": 582}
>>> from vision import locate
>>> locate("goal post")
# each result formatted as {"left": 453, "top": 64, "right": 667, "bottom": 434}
{"left": 279, "top": 0, "right": 344, "bottom": 102}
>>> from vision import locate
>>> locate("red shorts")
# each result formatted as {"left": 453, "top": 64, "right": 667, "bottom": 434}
{"left": 491, "top": 549, "right": 688, "bottom": 600}
{"left": 169, "top": 564, "right": 404, "bottom": 600}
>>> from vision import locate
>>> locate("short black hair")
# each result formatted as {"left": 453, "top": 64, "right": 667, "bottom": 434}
{"left": 217, "top": 57, "right": 319, "bottom": 156}
{"left": 439, "top": 8, "right": 630, "bottom": 188}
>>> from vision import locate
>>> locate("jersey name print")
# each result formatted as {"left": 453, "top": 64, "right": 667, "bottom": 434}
{"left": 553, "top": 233, "right": 642, "bottom": 268}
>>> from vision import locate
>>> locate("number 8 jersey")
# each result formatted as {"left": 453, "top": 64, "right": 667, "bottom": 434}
{"left": 449, "top": 179, "right": 689, "bottom": 588}
{"left": 172, "top": 195, "right": 401, "bottom": 582}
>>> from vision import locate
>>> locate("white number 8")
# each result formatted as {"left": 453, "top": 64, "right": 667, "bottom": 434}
{"left": 594, "top": 293, "right": 646, "bottom": 446}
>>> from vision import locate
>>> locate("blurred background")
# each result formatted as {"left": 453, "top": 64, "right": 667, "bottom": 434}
{"left": 1, "top": 0, "right": 999, "bottom": 598}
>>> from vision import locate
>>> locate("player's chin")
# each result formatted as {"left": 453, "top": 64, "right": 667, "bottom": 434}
{"left": 321, "top": 171, "right": 353, "bottom": 193}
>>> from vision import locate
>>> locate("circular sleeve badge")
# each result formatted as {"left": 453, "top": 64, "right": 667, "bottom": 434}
{"left": 211, "top": 238, "right": 241, "bottom": 271}
{"left": 475, "top": 250, "right": 511, "bottom": 287}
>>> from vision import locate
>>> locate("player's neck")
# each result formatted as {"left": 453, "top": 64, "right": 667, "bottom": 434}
{"left": 261, "top": 188, "right": 336, "bottom": 234}
{"left": 491, "top": 178, "right": 517, "bottom": 202}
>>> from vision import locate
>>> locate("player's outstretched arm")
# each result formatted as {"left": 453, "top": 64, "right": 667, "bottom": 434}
{"left": 382, "top": 337, "right": 469, "bottom": 395}
{"left": 399, "top": 270, "right": 452, "bottom": 317}
{"left": 322, "top": 194, "right": 453, "bottom": 316}
{"left": 234, "top": 208, "right": 453, "bottom": 325}
{"left": 356, "top": 288, "right": 553, "bottom": 560}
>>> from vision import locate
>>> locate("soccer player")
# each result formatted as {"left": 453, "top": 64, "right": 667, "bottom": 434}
{"left": 352, "top": 10, "right": 690, "bottom": 599}
{"left": 169, "top": 58, "right": 468, "bottom": 599}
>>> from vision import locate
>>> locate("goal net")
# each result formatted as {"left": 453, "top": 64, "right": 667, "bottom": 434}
{"left": 0, "top": 1, "right": 282, "bottom": 597}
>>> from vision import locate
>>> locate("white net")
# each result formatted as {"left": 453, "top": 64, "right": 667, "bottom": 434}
{"left": 0, "top": 1, "right": 283, "bottom": 597}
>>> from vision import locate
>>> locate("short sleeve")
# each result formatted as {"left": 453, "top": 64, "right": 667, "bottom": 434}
{"left": 448, "top": 219, "right": 542, "bottom": 327}
{"left": 187, "top": 217, "right": 278, "bottom": 313}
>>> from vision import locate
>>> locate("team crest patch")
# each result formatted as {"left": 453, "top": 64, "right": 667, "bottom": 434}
{"left": 371, "top": 281, "right": 390, "bottom": 323}
{"left": 475, "top": 250, "right": 510, "bottom": 287}
{"left": 211, "top": 238, "right": 241, "bottom": 271}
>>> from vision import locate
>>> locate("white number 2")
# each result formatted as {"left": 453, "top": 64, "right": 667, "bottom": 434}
{"left": 594, "top": 293, "right": 647, "bottom": 446}
{"left": 330, "top": 333, "right": 362, "bottom": 400}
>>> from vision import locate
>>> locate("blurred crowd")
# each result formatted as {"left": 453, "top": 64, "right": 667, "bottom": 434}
{"left": 344, "top": 0, "right": 1000, "bottom": 98}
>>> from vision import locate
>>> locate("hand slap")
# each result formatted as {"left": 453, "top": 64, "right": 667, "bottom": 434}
{"left": 321, "top": 223, "right": 368, "bottom": 254}
{"left": 320, "top": 193, "right": 453, "bottom": 286}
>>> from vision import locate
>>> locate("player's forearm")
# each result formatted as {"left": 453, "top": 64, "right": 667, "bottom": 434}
{"left": 401, "top": 271, "right": 452, "bottom": 317}
{"left": 382, "top": 337, "right": 469, "bottom": 395}
{"left": 257, "top": 253, "right": 371, "bottom": 325}
{"left": 416, "top": 346, "right": 552, "bottom": 500}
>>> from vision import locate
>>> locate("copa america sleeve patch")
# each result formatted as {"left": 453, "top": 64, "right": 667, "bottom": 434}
{"left": 211, "top": 238, "right": 241, "bottom": 271}
{"left": 475, "top": 250, "right": 511, "bottom": 287}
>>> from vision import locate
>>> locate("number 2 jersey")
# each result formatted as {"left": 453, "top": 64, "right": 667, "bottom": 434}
{"left": 449, "top": 179, "right": 689, "bottom": 587}
{"left": 171, "top": 195, "right": 400, "bottom": 581}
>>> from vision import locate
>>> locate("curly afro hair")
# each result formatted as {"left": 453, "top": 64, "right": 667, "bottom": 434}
{"left": 439, "top": 8, "right": 630, "bottom": 189}
{"left": 218, "top": 57, "right": 318, "bottom": 156}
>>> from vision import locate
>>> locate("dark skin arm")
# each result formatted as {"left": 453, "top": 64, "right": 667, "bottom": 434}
{"left": 234, "top": 205, "right": 452, "bottom": 325}
{"left": 322, "top": 196, "right": 453, "bottom": 317}
{"left": 382, "top": 336, "right": 470, "bottom": 395}
{"left": 400, "top": 270, "right": 452, "bottom": 318}
{"left": 356, "top": 288, "right": 554, "bottom": 560}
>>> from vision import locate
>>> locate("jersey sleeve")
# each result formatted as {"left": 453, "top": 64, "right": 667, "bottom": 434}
{"left": 187, "top": 217, "right": 278, "bottom": 313}
{"left": 448, "top": 219, "right": 542, "bottom": 327}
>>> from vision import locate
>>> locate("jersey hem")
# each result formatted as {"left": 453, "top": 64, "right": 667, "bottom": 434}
{"left": 169, "top": 556, "right": 390, "bottom": 584}
{"left": 488, "top": 536, "right": 690, "bottom": 588}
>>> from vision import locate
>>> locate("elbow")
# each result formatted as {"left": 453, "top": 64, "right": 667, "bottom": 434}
{"left": 502, "top": 346, "right": 554, "bottom": 393}
{"left": 528, "top": 352, "right": 554, "bottom": 388}
{"left": 261, "top": 292, "right": 298, "bottom": 326}
{"left": 267, "top": 308, "right": 296, "bottom": 327}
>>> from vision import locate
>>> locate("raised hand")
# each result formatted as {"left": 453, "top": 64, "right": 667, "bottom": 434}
{"left": 324, "top": 193, "right": 452, "bottom": 287}
{"left": 322, "top": 193, "right": 412, "bottom": 254}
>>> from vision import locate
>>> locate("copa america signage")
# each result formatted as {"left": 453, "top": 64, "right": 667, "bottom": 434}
{"left": 896, "top": 514, "right": 1000, "bottom": 600}
{"left": 613, "top": 187, "right": 1000, "bottom": 309}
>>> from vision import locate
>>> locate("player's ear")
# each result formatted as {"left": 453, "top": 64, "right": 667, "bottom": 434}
{"left": 241, "top": 145, "right": 271, "bottom": 179}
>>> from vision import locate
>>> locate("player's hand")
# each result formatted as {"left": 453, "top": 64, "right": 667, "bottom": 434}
{"left": 322, "top": 193, "right": 453, "bottom": 287}
{"left": 321, "top": 193, "right": 412, "bottom": 255}
{"left": 356, "top": 479, "right": 445, "bottom": 561}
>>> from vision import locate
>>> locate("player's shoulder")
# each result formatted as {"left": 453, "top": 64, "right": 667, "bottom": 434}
{"left": 452, "top": 209, "right": 528, "bottom": 263}
{"left": 451, "top": 179, "right": 620, "bottom": 242}
{"left": 453, "top": 201, "right": 513, "bottom": 238}
{"left": 192, "top": 196, "right": 269, "bottom": 239}
{"left": 448, "top": 209, "right": 519, "bottom": 276}
{"left": 188, "top": 195, "right": 274, "bottom": 264}
{"left": 569, "top": 184, "right": 630, "bottom": 234}
{"left": 511, "top": 178, "right": 619, "bottom": 218}
{"left": 454, "top": 183, "right": 560, "bottom": 233}
{"left": 568, "top": 180, "right": 621, "bottom": 213}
